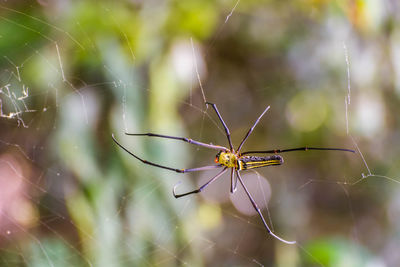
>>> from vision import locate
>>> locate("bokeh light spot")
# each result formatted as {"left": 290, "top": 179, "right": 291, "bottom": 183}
{"left": 197, "top": 203, "right": 222, "bottom": 230}
{"left": 354, "top": 92, "right": 384, "bottom": 138}
{"left": 10, "top": 198, "right": 38, "bottom": 228}
{"left": 230, "top": 173, "right": 271, "bottom": 216}
{"left": 286, "top": 90, "right": 328, "bottom": 132}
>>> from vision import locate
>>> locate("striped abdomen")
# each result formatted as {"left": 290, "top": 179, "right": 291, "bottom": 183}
{"left": 238, "top": 155, "right": 283, "bottom": 170}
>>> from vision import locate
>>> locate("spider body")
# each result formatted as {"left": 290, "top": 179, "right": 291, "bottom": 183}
{"left": 214, "top": 151, "right": 238, "bottom": 168}
{"left": 239, "top": 154, "right": 283, "bottom": 170}
{"left": 215, "top": 151, "right": 283, "bottom": 171}
{"left": 112, "top": 102, "right": 355, "bottom": 244}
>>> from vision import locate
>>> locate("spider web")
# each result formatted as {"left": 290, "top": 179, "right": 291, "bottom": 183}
{"left": 0, "top": 1, "right": 399, "bottom": 266}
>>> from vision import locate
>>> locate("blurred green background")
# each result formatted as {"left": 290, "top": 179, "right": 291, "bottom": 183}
{"left": 0, "top": 0, "right": 399, "bottom": 266}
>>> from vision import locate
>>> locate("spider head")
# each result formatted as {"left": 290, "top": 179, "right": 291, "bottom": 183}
{"left": 215, "top": 151, "right": 237, "bottom": 168}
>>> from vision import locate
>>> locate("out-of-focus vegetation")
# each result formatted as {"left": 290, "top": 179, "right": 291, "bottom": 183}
{"left": 0, "top": 0, "right": 399, "bottom": 266}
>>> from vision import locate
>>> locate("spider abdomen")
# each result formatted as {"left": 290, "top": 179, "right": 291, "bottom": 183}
{"left": 238, "top": 155, "right": 283, "bottom": 170}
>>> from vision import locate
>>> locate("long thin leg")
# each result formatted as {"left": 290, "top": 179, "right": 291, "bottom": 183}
{"left": 241, "top": 147, "right": 355, "bottom": 155}
{"left": 125, "top": 133, "right": 228, "bottom": 151}
{"left": 235, "top": 170, "right": 296, "bottom": 244}
{"left": 173, "top": 167, "right": 228, "bottom": 198}
{"left": 112, "top": 134, "right": 223, "bottom": 173}
{"left": 205, "top": 102, "right": 233, "bottom": 151}
{"left": 230, "top": 168, "right": 238, "bottom": 193}
{"left": 236, "top": 105, "right": 270, "bottom": 153}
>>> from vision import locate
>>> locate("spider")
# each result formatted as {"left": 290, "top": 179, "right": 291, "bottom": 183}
{"left": 112, "top": 102, "right": 355, "bottom": 244}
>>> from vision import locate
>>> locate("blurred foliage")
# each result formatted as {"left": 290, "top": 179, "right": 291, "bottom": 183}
{"left": 0, "top": 0, "right": 399, "bottom": 266}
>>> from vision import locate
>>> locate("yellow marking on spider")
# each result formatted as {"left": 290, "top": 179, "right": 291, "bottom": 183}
{"left": 215, "top": 151, "right": 238, "bottom": 168}
{"left": 244, "top": 160, "right": 281, "bottom": 165}
{"left": 243, "top": 160, "right": 282, "bottom": 169}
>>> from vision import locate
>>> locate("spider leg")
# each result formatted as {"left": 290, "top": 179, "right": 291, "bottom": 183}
{"left": 235, "top": 170, "right": 296, "bottom": 244}
{"left": 125, "top": 132, "right": 228, "bottom": 151}
{"left": 173, "top": 167, "right": 228, "bottom": 198}
{"left": 241, "top": 147, "right": 355, "bottom": 155}
{"left": 237, "top": 105, "right": 270, "bottom": 153}
{"left": 178, "top": 165, "right": 224, "bottom": 173}
{"left": 205, "top": 102, "right": 234, "bottom": 151}
{"left": 112, "top": 134, "right": 223, "bottom": 173}
{"left": 230, "top": 168, "right": 238, "bottom": 193}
